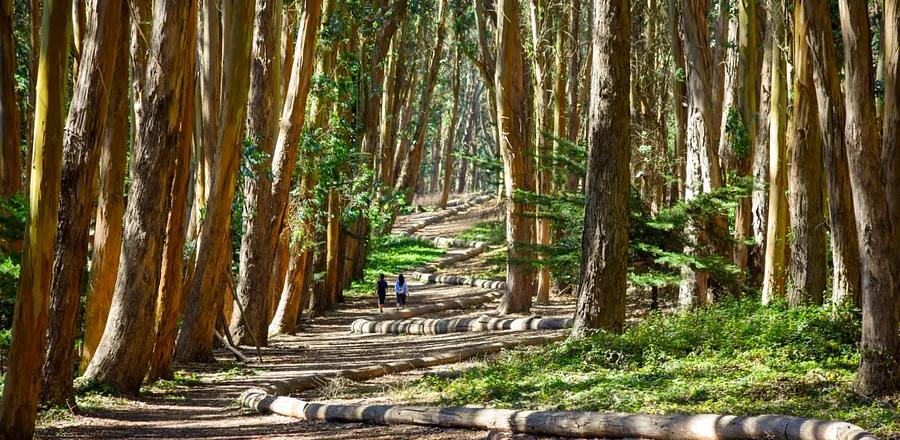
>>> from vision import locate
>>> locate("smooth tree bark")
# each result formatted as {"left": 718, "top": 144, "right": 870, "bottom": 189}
{"left": 439, "top": 48, "right": 463, "bottom": 209}
{"left": 496, "top": 0, "right": 537, "bottom": 314}
{"left": 82, "top": 0, "right": 197, "bottom": 393}
{"left": 176, "top": 0, "right": 259, "bottom": 361}
{"left": 0, "top": 0, "right": 21, "bottom": 196}
{"left": 786, "top": 1, "right": 826, "bottom": 307}
{"left": 750, "top": 14, "right": 771, "bottom": 284}
{"left": 395, "top": 0, "right": 450, "bottom": 201}
{"left": 81, "top": 26, "right": 129, "bottom": 372}
{"left": 530, "top": 0, "right": 556, "bottom": 306}
{"left": 0, "top": 0, "right": 70, "bottom": 435}
{"left": 147, "top": 0, "right": 198, "bottom": 381}
{"left": 802, "top": 0, "right": 861, "bottom": 307}
{"left": 190, "top": 0, "right": 223, "bottom": 233}
{"left": 837, "top": 0, "right": 900, "bottom": 396}
{"left": 572, "top": 0, "right": 630, "bottom": 335}
{"left": 325, "top": 189, "right": 341, "bottom": 304}
{"left": 760, "top": 7, "right": 788, "bottom": 304}
{"left": 41, "top": 0, "right": 124, "bottom": 407}
{"left": 232, "top": 0, "right": 283, "bottom": 347}
{"left": 678, "top": 0, "right": 724, "bottom": 308}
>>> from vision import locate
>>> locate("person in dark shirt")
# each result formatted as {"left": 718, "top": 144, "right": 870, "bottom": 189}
{"left": 375, "top": 274, "right": 388, "bottom": 313}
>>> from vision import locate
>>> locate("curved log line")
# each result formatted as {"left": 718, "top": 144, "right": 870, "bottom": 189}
{"left": 350, "top": 315, "right": 573, "bottom": 334}
{"left": 240, "top": 395, "right": 876, "bottom": 440}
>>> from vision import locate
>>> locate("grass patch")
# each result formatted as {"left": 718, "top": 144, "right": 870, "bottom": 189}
{"left": 344, "top": 235, "right": 446, "bottom": 298}
{"left": 405, "top": 299, "right": 899, "bottom": 437}
{"left": 454, "top": 220, "right": 506, "bottom": 246}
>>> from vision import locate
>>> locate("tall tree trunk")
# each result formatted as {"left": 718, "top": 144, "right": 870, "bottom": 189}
{"left": 190, "top": 0, "right": 223, "bottom": 235}
{"left": 750, "top": 11, "right": 771, "bottom": 286}
{"left": 761, "top": 6, "right": 788, "bottom": 304}
{"left": 360, "top": 0, "right": 407, "bottom": 158}
{"left": 882, "top": 0, "right": 900, "bottom": 323}
{"left": 0, "top": 0, "right": 21, "bottom": 196}
{"left": 176, "top": 0, "right": 260, "bottom": 362}
{"left": 81, "top": 25, "right": 129, "bottom": 372}
{"left": 0, "top": 0, "right": 70, "bottom": 435}
{"left": 325, "top": 189, "right": 342, "bottom": 305}
{"left": 81, "top": 0, "right": 196, "bottom": 394}
{"left": 530, "top": 0, "right": 555, "bottom": 306}
{"left": 269, "top": 195, "right": 314, "bottom": 332}
{"left": 572, "top": 0, "right": 630, "bottom": 335}
{"left": 802, "top": 0, "right": 861, "bottom": 307}
{"left": 496, "top": 0, "right": 536, "bottom": 314}
{"left": 231, "top": 0, "right": 283, "bottom": 348}
{"left": 41, "top": 0, "right": 124, "bottom": 407}
{"left": 430, "top": 119, "right": 444, "bottom": 193}
{"left": 678, "top": 0, "right": 723, "bottom": 309}
{"left": 147, "top": 4, "right": 198, "bottom": 381}
{"left": 787, "top": 0, "right": 826, "bottom": 307}
{"left": 837, "top": 0, "right": 900, "bottom": 396}
{"left": 129, "top": 0, "right": 152, "bottom": 141}
{"left": 439, "top": 48, "right": 463, "bottom": 208}
{"left": 668, "top": 0, "right": 686, "bottom": 204}
{"left": 565, "top": 0, "right": 582, "bottom": 178}
{"left": 733, "top": 0, "right": 757, "bottom": 274}
{"left": 395, "top": 0, "right": 450, "bottom": 202}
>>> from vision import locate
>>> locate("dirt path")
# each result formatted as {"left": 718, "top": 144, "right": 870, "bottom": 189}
{"left": 38, "top": 197, "right": 576, "bottom": 439}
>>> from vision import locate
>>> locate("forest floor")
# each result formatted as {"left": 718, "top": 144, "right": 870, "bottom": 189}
{"left": 37, "top": 195, "right": 579, "bottom": 439}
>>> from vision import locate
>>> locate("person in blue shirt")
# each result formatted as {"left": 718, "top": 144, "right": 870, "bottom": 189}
{"left": 395, "top": 274, "right": 409, "bottom": 310}
{"left": 375, "top": 274, "right": 388, "bottom": 313}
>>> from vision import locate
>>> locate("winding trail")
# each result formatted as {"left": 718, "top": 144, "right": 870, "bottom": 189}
{"left": 38, "top": 194, "right": 576, "bottom": 440}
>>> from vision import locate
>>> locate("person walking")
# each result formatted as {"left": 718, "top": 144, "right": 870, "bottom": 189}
{"left": 395, "top": 274, "right": 409, "bottom": 310}
{"left": 375, "top": 274, "right": 388, "bottom": 313}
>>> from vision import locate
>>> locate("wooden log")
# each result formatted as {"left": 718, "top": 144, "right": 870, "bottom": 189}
{"left": 411, "top": 272, "right": 507, "bottom": 290}
{"left": 241, "top": 332, "right": 566, "bottom": 396}
{"left": 351, "top": 315, "right": 573, "bottom": 335}
{"left": 363, "top": 291, "right": 502, "bottom": 322}
{"left": 214, "top": 331, "right": 250, "bottom": 363}
{"left": 238, "top": 397, "right": 876, "bottom": 440}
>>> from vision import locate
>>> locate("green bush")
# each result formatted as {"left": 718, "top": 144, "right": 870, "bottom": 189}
{"left": 410, "top": 300, "right": 898, "bottom": 437}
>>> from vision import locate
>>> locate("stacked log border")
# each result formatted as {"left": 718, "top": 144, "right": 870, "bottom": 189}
{"left": 239, "top": 396, "right": 876, "bottom": 440}
{"left": 240, "top": 332, "right": 566, "bottom": 397}
{"left": 350, "top": 315, "right": 573, "bottom": 335}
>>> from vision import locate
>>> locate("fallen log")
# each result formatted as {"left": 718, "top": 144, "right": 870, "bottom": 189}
{"left": 238, "top": 397, "right": 876, "bottom": 440}
{"left": 241, "top": 332, "right": 565, "bottom": 396}
{"left": 351, "top": 315, "right": 573, "bottom": 335}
